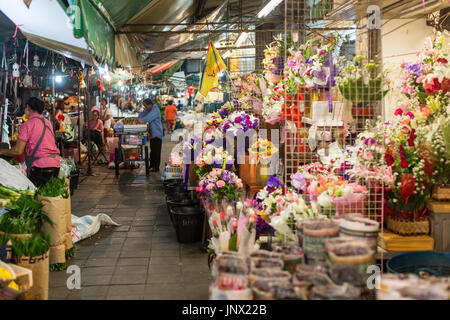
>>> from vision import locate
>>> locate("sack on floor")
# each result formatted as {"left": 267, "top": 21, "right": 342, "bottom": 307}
{"left": 71, "top": 214, "right": 119, "bottom": 244}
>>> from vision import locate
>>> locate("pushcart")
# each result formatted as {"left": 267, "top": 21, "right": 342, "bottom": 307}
{"left": 113, "top": 124, "right": 150, "bottom": 176}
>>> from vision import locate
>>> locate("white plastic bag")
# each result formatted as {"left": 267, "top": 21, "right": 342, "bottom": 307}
{"left": 0, "top": 158, "right": 36, "bottom": 190}
{"left": 71, "top": 214, "right": 119, "bottom": 244}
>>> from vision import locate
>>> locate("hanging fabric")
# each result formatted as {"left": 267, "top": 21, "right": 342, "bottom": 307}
{"left": 23, "top": 40, "right": 32, "bottom": 87}
{"left": 1, "top": 44, "right": 7, "bottom": 71}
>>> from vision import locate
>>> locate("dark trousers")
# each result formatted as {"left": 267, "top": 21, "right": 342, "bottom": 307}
{"left": 83, "top": 130, "right": 103, "bottom": 147}
{"left": 149, "top": 137, "right": 162, "bottom": 170}
{"left": 29, "top": 167, "right": 60, "bottom": 187}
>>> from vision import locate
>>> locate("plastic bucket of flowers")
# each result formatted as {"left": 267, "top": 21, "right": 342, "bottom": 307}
{"left": 171, "top": 206, "right": 205, "bottom": 243}
{"left": 302, "top": 220, "right": 339, "bottom": 265}
{"left": 326, "top": 240, "right": 375, "bottom": 286}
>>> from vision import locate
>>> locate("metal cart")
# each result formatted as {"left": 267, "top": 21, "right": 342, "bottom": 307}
{"left": 113, "top": 125, "right": 150, "bottom": 176}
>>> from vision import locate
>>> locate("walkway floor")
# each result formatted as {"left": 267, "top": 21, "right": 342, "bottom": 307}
{"left": 49, "top": 136, "right": 210, "bottom": 300}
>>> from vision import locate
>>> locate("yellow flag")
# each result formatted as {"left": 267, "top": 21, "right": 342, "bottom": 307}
{"left": 200, "top": 42, "right": 227, "bottom": 97}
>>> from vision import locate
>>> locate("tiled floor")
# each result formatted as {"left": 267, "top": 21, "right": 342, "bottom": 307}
{"left": 49, "top": 136, "right": 210, "bottom": 300}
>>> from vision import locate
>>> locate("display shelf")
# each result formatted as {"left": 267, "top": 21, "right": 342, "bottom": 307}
{"left": 378, "top": 231, "right": 434, "bottom": 252}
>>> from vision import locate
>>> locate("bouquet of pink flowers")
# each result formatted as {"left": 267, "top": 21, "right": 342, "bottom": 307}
{"left": 397, "top": 32, "right": 449, "bottom": 106}
{"left": 308, "top": 175, "right": 368, "bottom": 216}
{"left": 196, "top": 168, "right": 244, "bottom": 202}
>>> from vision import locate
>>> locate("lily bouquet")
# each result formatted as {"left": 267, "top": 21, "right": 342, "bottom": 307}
{"left": 335, "top": 55, "right": 389, "bottom": 103}
{"left": 301, "top": 38, "right": 338, "bottom": 91}
{"left": 194, "top": 145, "right": 235, "bottom": 177}
{"left": 207, "top": 199, "right": 259, "bottom": 255}
{"left": 255, "top": 176, "right": 317, "bottom": 241}
{"left": 237, "top": 74, "right": 269, "bottom": 115}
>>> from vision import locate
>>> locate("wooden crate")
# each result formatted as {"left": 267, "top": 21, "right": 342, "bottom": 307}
{"left": 378, "top": 231, "right": 434, "bottom": 252}
{"left": 429, "top": 200, "right": 450, "bottom": 252}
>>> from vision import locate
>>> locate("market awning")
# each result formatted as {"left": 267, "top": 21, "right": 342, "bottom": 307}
{"left": 147, "top": 61, "right": 179, "bottom": 76}
{"left": 58, "top": 0, "right": 232, "bottom": 71}
{"left": 0, "top": 0, "right": 96, "bottom": 66}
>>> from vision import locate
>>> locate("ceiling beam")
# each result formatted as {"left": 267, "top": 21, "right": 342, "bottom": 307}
{"left": 118, "top": 26, "right": 357, "bottom": 35}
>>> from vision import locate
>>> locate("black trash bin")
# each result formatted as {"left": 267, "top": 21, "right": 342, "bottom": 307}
{"left": 171, "top": 206, "right": 204, "bottom": 243}
{"left": 166, "top": 198, "right": 200, "bottom": 227}
{"left": 164, "top": 183, "right": 187, "bottom": 195}
{"left": 69, "top": 169, "right": 80, "bottom": 196}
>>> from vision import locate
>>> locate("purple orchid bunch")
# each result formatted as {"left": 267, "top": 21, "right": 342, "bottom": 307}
{"left": 220, "top": 111, "right": 259, "bottom": 136}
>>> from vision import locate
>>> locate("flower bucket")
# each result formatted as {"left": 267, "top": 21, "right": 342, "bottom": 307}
{"left": 303, "top": 220, "right": 339, "bottom": 265}
{"left": 338, "top": 217, "right": 379, "bottom": 252}
{"left": 326, "top": 241, "right": 375, "bottom": 286}
{"left": 249, "top": 269, "right": 291, "bottom": 287}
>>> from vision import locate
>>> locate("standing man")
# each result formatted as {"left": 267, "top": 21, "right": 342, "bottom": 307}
{"left": 164, "top": 100, "right": 178, "bottom": 134}
{"left": 138, "top": 98, "right": 163, "bottom": 172}
{"left": 0, "top": 97, "right": 60, "bottom": 187}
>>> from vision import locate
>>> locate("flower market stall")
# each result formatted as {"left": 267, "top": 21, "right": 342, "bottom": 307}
{"left": 162, "top": 4, "right": 450, "bottom": 299}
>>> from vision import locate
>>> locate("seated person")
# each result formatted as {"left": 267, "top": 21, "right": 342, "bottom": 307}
{"left": 83, "top": 110, "right": 105, "bottom": 150}
{"left": 55, "top": 106, "right": 65, "bottom": 131}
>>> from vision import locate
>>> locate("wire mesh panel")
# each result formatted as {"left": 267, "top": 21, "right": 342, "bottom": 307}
{"left": 277, "top": 0, "right": 386, "bottom": 268}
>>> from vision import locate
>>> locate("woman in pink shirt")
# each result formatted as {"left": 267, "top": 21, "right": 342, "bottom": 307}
{"left": 0, "top": 97, "right": 60, "bottom": 187}
{"left": 83, "top": 110, "right": 105, "bottom": 149}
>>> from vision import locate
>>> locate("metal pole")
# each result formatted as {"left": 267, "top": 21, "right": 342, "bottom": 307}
{"left": 0, "top": 69, "right": 7, "bottom": 144}
{"left": 52, "top": 65, "right": 56, "bottom": 131}
{"left": 77, "top": 73, "right": 81, "bottom": 164}
{"left": 86, "top": 68, "right": 93, "bottom": 175}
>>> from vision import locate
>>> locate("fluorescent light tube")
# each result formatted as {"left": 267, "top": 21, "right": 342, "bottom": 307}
{"left": 235, "top": 32, "right": 249, "bottom": 46}
{"left": 257, "top": 0, "right": 283, "bottom": 18}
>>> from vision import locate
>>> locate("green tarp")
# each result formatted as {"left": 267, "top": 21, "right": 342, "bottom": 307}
{"left": 66, "top": 0, "right": 116, "bottom": 64}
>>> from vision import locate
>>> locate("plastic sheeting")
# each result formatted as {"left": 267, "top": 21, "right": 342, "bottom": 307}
{"left": 0, "top": 0, "right": 95, "bottom": 65}
{"left": 71, "top": 0, "right": 115, "bottom": 64}
{"left": 0, "top": 158, "right": 36, "bottom": 191}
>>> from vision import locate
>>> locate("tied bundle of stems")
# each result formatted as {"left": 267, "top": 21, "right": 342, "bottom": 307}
{"left": 38, "top": 177, "right": 69, "bottom": 199}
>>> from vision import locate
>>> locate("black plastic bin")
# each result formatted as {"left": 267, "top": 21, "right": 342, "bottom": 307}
{"left": 166, "top": 190, "right": 195, "bottom": 202}
{"left": 164, "top": 183, "right": 187, "bottom": 194}
{"left": 171, "top": 206, "right": 204, "bottom": 243}
{"left": 69, "top": 169, "right": 80, "bottom": 196}
{"left": 166, "top": 198, "right": 200, "bottom": 227}
{"left": 163, "top": 178, "right": 183, "bottom": 187}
